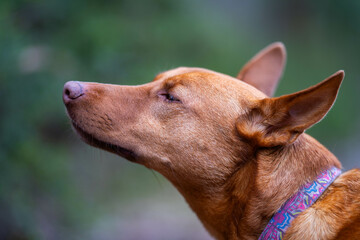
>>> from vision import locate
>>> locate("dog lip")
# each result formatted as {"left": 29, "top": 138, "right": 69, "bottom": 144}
{"left": 71, "top": 122, "right": 137, "bottom": 162}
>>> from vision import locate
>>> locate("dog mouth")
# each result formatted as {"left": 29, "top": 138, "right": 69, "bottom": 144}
{"left": 71, "top": 122, "right": 137, "bottom": 162}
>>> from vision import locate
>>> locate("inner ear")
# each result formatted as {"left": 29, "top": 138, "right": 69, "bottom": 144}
{"left": 237, "top": 42, "right": 286, "bottom": 97}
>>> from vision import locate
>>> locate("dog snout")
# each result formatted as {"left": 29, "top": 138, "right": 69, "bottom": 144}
{"left": 63, "top": 81, "right": 84, "bottom": 103}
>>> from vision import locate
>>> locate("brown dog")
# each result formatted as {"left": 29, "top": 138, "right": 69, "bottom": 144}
{"left": 63, "top": 43, "right": 360, "bottom": 239}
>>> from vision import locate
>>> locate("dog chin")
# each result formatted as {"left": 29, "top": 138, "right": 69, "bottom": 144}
{"left": 71, "top": 122, "right": 137, "bottom": 162}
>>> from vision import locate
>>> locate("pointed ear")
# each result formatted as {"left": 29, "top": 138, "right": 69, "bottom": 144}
{"left": 237, "top": 42, "right": 286, "bottom": 97}
{"left": 236, "top": 71, "right": 344, "bottom": 147}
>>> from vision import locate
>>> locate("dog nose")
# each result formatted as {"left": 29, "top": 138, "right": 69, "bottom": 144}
{"left": 63, "top": 81, "right": 84, "bottom": 103}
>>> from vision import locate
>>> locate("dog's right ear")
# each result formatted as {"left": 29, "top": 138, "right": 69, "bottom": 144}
{"left": 237, "top": 42, "right": 286, "bottom": 97}
{"left": 236, "top": 71, "right": 344, "bottom": 147}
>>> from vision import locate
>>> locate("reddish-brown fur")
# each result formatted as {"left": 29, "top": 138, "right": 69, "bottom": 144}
{"left": 63, "top": 43, "right": 360, "bottom": 239}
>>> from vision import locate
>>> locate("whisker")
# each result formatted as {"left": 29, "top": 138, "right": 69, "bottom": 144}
{"left": 150, "top": 170, "right": 163, "bottom": 189}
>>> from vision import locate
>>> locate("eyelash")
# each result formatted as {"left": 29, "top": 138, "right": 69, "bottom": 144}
{"left": 159, "top": 92, "right": 181, "bottom": 103}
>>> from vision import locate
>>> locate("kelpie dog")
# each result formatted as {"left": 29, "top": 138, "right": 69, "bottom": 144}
{"left": 63, "top": 43, "right": 360, "bottom": 239}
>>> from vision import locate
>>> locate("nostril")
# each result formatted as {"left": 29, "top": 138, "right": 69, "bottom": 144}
{"left": 65, "top": 89, "right": 70, "bottom": 96}
{"left": 63, "top": 81, "right": 84, "bottom": 101}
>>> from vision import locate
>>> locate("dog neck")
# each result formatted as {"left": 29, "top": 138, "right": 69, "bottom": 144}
{"left": 172, "top": 134, "right": 341, "bottom": 240}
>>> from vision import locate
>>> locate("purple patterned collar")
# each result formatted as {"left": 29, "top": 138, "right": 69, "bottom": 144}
{"left": 259, "top": 166, "right": 341, "bottom": 240}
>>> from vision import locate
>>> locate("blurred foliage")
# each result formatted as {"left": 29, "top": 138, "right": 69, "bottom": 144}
{"left": 0, "top": 0, "right": 359, "bottom": 239}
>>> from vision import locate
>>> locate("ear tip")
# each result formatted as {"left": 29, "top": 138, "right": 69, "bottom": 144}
{"left": 268, "top": 42, "right": 287, "bottom": 61}
{"left": 272, "top": 41, "right": 285, "bottom": 48}
{"left": 333, "top": 70, "right": 345, "bottom": 82}
{"left": 270, "top": 42, "right": 286, "bottom": 51}
{"left": 337, "top": 70, "right": 345, "bottom": 77}
{"left": 324, "top": 70, "right": 344, "bottom": 90}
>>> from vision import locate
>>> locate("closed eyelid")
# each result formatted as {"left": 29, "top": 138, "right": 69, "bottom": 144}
{"left": 157, "top": 83, "right": 183, "bottom": 103}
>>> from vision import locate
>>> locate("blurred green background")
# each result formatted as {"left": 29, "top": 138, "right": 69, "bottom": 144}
{"left": 1, "top": 0, "right": 359, "bottom": 239}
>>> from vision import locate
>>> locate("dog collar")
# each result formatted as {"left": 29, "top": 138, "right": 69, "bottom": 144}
{"left": 259, "top": 166, "right": 341, "bottom": 240}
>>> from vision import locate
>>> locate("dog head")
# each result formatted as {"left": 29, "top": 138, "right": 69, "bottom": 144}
{"left": 63, "top": 42, "right": 343, "bottom": 193}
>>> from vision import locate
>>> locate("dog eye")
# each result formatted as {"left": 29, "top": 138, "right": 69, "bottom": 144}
{"left": 159, "top": 93, "right": 181, "bottom": 103}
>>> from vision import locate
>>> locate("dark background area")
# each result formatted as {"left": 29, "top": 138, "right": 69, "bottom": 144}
{"left": 1, "top": 0, "right": 359, "bottom": 239}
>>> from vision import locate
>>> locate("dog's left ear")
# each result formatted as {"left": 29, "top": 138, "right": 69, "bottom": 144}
{"left": 237, "top": 71, "right": 344, "bottom": 147}
{"left": 237, "top": 42, "right": 286, "bottom": 97}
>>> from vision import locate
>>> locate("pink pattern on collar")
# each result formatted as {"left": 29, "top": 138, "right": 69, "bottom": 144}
{"left": 258, "top": 167, "right": 341, "bottom": 240}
